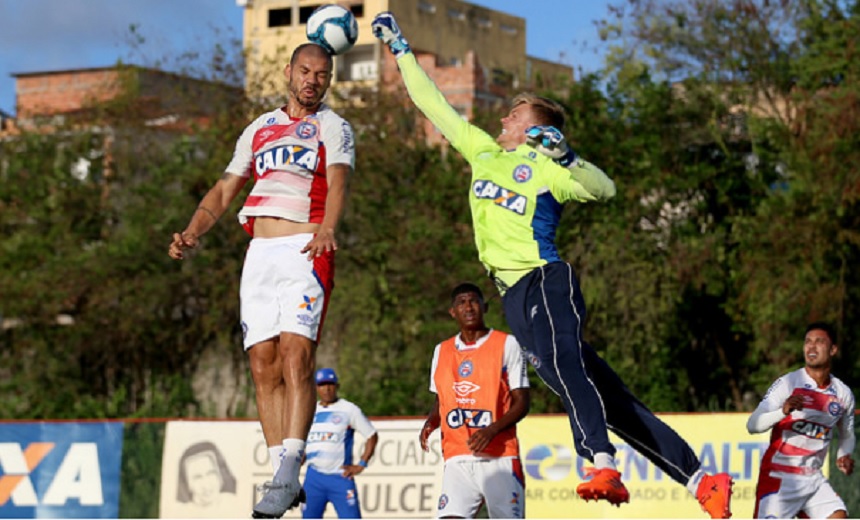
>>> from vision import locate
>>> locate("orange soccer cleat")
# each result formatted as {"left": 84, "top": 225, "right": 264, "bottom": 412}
{"left": 576, "top": 468, "right": 630, "bottom": 506}
{"left": 696, "top": 473, "right": 733, "bottom": 519}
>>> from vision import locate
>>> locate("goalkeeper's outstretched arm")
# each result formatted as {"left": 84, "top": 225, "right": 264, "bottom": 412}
{"left": 371, "top": 11, "right": 495, "bottom": 160}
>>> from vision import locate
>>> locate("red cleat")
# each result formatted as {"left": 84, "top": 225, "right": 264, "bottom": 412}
{"left": 696, "top": 473, "right": 733, "bottom": 519}
{"left": 576, "top": 468, "right": 630, "bottom": 506}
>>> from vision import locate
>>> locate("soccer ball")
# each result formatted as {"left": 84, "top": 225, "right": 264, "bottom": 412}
{"left": 306, "top": 4, "right": 358, "bottom": 55}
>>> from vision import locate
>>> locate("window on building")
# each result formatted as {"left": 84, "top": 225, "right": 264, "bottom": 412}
{"left": 476, "top": 17, "right": 492, "bottom": 29}
{"left": 337, "top": 44, "right": 376, "bottom": 81}
{"left": 418, "top": 0, "right": 436, "bottom": 14}
{"left": 268, "top": 8, "right": 292, "bottom": 27}
{"left": 492, "top": 68, "right": 514, "bottom": 88}
{"left": 299, "top": 5, "right": 322, "bottom": 24}
{"left": 299, "top": 3, "right": 362, "bottom": 24}
{"left": 447, "top": 8, "right": 465, "bottom": 21}
{"left": 500, "top": 23, "right": 518, "bottom": 35}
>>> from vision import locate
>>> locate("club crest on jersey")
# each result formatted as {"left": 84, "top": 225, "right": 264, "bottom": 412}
{"left": 265, "top": 117, "right": 277, "bottom": 126}
{"left": 438, "top": 494, "right": 449, "bottom": 510}
{"left": 472, "top": 180, "right": 527, "bottom": 215}
{"left": 458, "top": 360, "right": 473, "bottom": 377}
{"left": 525, "top": 350, "right": 541, "bottom": 369}
{"left": 512, "top": 164, "right": 532, "bottom": 183}
{"left": 255, "top": 145, "right": 319, "bottom": 175}
{"left": 828, "top": 400, "right": 842, "bottom": 416}
{"left": 296, "top": 121, "right": 318, "bottom": 139}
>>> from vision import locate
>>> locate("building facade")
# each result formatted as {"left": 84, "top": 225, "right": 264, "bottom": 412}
{"left": 239, "top": 0, "right": 573, "bottom": 113}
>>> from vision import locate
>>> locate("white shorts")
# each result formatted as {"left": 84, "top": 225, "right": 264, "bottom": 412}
{"left": 755, "top": 470, "right": 846, "bottom": 519}
{"left": 239, "top": 234, "right": 334, "bottom": 349}
{"left": 436, "top": 456, "right": 524, "bottom": 519}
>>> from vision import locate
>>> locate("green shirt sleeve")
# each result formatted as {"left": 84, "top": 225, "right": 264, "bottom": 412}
{"left": 396, "top": 53, "right": 499, "bottom": 162}
{"left": 566, "top": 158, "right": 616, "bottom": 201}
{"left": 548, "top": 165, "right": 599, "bottom": 203}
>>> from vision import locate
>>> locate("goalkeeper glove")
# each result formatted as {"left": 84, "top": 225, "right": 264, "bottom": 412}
{"left": 525, "top": 125, "right": 577, "bottom": 167}
{"left": 372, "top": 12, "right": 411, "bottom": 58}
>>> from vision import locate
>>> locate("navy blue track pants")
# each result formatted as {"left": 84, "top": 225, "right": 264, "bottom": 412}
{"left": 502, "top": 262, "right": 701, "bottom": 485}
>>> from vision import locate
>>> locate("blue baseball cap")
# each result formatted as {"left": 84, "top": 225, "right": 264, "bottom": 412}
{"left": 315, "top": 368, "right": 338, "bottom": 385}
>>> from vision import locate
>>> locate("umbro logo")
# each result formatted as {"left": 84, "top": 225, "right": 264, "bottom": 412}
{"left": 453, "top": 380, "right": 480, "bottom": 397}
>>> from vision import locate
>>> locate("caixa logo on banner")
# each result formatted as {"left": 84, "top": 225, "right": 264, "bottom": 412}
{"left": 0, "top": 422, "right": 123, "bottom": 518}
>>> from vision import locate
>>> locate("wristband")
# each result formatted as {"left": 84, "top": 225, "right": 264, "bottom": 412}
{"left": 358, "top": 460, "right": 368, "bottom": 468}
{"left": 558, "top": 148, "right": 578, "bottom": 168}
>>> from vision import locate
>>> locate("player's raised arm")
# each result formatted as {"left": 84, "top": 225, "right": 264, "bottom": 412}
{"left": 371, "top": 11, "right": 497, "bottom": 161}
{"left": 168, "top": 173, "right": 248, "bottom": 260}
{"left": 526, "top": 125, "right": 616, "bottom": 201}
{"left": 746, "top": 377, "right": 792, "bottom": 434}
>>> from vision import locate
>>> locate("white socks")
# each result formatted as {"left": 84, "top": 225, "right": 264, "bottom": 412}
{"left": 593, "top": 452, "right": 617, "bottom": 471}
{"left": 272, "top": 438, "right": 306, "bottom": 484}
{"left": 268, "top": 446, "right": 283, "bottom": 474}
{"left": 686, "top": 469, "right": 705, "bottom": 496}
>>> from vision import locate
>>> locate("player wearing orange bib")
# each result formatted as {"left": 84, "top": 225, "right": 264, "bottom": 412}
{"left": 420, "top": 283, "right": 530, "bottom": 519}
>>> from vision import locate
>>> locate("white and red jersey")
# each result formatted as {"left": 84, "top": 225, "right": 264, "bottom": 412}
{"left": 749, "top": 368, "right": 855, "bottom": 476}
{"left": 224, "top": 104, "right": 355, "bottom": 234}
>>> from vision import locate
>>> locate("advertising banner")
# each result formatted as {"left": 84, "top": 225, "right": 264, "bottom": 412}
{"left": 159, "top": 419, "right": 443, "bottom": 519}
{"left": 159, "top": 421, "right": 260, "bottom": 519}
{"left": 518, "top": 413, "right": 772, "bottom": 518}
{"left": 345, "top": 419, "right": 443, "bottom": 518}
{"left": 0, "top": 422, "right": 124, "bottom": 519}
{"left": 159, "top": 414, "right": 781, "bottom": 518}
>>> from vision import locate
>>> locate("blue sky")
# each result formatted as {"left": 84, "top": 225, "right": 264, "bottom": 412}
{"left": 0, "top": 0, "right": 614, "bottom": 115}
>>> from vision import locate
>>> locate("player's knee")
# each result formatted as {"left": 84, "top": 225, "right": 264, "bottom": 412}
{"left": 248, "top": 349, "right": 282, "bottom": 387}
{"left": 278, "top": 335, "right": 316, "bottom": 371}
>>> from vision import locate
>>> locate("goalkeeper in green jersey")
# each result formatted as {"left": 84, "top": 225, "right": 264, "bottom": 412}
{"left": 372, "top": 12, "right": 733, "bottom": 519}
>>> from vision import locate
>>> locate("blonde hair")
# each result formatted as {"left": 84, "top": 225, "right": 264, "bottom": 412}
{"left": 512, "top": 93, "right": 566, "bottom": 129}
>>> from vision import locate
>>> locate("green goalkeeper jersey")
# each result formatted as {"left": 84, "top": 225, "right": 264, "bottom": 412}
{"left": 397, "top": 53, "right": 616, "bottom": 293}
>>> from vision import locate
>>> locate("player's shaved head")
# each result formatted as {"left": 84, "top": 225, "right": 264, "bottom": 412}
{"left": 291, "top": 43, "right": 333, "bottom": 69}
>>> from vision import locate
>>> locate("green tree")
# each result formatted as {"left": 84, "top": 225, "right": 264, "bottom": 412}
{"left": 598, "top": 0, "right": 860, "bottom": 407}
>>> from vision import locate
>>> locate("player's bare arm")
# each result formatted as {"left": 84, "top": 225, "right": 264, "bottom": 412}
{"left": 169, "top": 173, "right": 248, "bottom": 260}
{"left": 467, "top": 388, "right": 530, "bottom": 453}
{"left": 342, "top": 432, "right": 378, "bottom": 479}
{"left": 301, "top": 163, "right": 351, "bottom": 259}
{"left": 420, "top": 396, "right": 442, "bottom": 452}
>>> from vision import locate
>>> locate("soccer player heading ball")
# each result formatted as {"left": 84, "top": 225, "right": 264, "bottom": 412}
{"left": 372, "top": 11, "right": 733, "bottom": 519}
{"left": 169, "top": 42, "right": 355, "bottom": 519}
